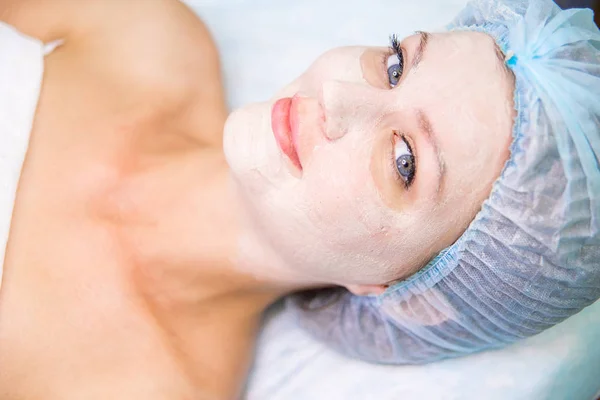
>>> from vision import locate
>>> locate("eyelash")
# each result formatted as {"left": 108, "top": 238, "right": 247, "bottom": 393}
{"left": 384, "top": 34, "right": 405, "bottom": 88}
{"left": 390, "top": 34, "right": 402, "bottom": 59}
{"left": 385, "top": 36, "right": 414, "bottom": 189}
{"left": 390, "top": 133, "right": 417, "bottom": 189}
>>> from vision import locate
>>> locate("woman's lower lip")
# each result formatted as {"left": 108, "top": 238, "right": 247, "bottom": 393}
{"left": 271, "top": 97, "right": 302, "bottom": 170}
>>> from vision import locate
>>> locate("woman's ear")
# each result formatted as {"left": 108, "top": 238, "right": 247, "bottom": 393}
{"left": 345, "top": 284, "right": 387, "bottom": 296}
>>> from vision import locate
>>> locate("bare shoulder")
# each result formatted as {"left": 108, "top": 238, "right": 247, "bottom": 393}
{"left": 106, "top": 0, "right": 228, "bottom": 143}
{"left": 3, "top": 0, "right": 226, "bottom": 141}
{"left": 90, "top": 0, "right": 225, "bottom": 108}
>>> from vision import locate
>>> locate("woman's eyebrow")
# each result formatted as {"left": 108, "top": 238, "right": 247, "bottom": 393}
{"left": 409, "top": 31, "right": 446, "bottom": 198}
{"left": 411, "top": 31, "right": 431, "bottom": 70}
{"left": 417, "top": 109, "right": 446, "bottom": 197}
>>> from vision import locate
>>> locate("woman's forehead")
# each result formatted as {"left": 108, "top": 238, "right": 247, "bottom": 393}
{"left": 400, "top": 31, "right": 512, "bottom": 138}
{"left": 403, "top": 31, "right": 505, "bottom": 96}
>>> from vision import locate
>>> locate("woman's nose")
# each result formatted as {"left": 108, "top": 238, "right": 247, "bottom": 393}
{"left": 320, "top": 81, "right": 386, "bottom": 141}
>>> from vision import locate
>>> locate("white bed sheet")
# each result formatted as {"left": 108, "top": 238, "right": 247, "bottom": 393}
{"left": 182, "top": 1, "right": 600, "bottom": 399}
{"left": 247, "top": 300, "right": 600, "bottom": 400}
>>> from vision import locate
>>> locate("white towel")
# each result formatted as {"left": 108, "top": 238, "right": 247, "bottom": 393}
{"left": 0, "top": 23, "right": 45, "bottom": 286}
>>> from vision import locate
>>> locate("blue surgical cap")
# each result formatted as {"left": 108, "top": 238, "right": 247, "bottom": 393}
{"left": 288, "top": 0, "right": 600, "bottom": 364}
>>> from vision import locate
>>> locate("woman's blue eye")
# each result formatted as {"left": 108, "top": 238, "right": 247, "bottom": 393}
{"left": 387, "top": 34, "right": 404, "bottom": 88}
{"left": 387, "top": 57, "right": 403, "bottom": 87}
{"left": 394, "top": 136, "right": 416, "bottom": 187}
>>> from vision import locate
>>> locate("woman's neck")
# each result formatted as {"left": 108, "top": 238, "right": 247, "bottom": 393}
{"left": 130, "top": 148, "right": 301, "bottom": 294}
{"left": 117, "top": 146, "right": 309, "bottom": 398}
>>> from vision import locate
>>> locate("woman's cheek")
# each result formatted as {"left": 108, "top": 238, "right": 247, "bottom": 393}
{"left": 305, "top": 47, "right": 371, "bottom": 87}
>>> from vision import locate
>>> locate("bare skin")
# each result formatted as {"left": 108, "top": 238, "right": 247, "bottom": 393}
{"left": 0, "top": 1, "right": 279, "bottom": 399}
{"left": 0, "top": 1, "right": 516, "bottom": 398}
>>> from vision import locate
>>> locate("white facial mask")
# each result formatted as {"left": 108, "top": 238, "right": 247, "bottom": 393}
{"left": 224, "top": 48, "right": 424, "bottom": 285}
{"left": 224, "top": 33, "right": 513, "bottom": 287}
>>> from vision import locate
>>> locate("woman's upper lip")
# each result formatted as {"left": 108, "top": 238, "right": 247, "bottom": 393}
{"left": 271, "top": 96, "right": 302, "bottom": 170}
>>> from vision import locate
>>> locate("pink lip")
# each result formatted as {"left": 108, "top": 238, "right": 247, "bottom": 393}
{"left": 271, "top": 97, "right": 302, "bottom": 170}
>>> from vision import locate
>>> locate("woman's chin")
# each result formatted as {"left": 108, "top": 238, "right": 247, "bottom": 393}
{"left": 223, "top": 102, "right": 291, "bottom": 189}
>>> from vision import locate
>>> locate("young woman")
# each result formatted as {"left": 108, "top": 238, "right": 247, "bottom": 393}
{"left": 1, "top": 0, "right": 598, "bottom": 398}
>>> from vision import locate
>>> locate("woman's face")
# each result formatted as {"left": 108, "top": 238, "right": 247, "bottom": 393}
{"left": 224, "top": 31, "right": 514, "bottom": 287}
